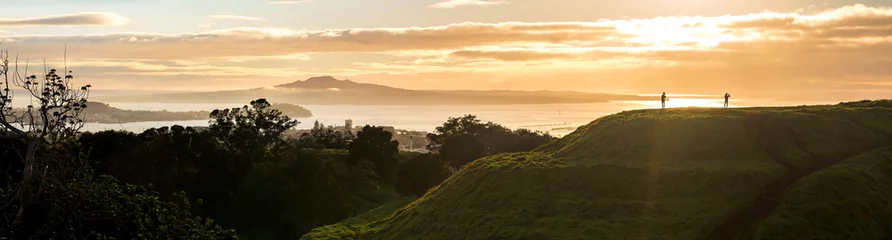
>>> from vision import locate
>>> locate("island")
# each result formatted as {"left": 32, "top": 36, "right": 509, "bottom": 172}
{"left": 6, "top": 102, "right": 314, "bottom": 124}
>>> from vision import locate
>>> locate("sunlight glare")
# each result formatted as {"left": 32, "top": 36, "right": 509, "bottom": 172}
{"left": 627, "top": 97, "right": 731, "bottom": 109}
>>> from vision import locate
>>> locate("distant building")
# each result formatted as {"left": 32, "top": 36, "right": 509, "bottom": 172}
{"left": 345, "top": 119, "right": 353, "bottom": 132}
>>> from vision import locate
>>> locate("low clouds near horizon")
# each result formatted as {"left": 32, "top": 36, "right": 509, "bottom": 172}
{"left": 2, "top": 4, "right": 892, "bottom": 101}
{"left": 0, "top": 12, "right": 129, "bottom": 27}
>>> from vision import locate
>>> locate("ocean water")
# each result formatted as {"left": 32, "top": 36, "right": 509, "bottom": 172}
{"left": 80, "top": 98, "right": 837, "bottom": 136}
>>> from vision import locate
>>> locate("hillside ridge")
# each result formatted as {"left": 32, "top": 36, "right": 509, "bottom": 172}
{"left": 303, "top": 100, "right": 892, "bottom": 240}
{"left": 708, "top": 114, "right": 892, "bottom": 240}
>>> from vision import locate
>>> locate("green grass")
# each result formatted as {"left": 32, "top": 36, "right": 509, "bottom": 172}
{"left": 303, "top": 100, "right": 892, "bottom": 240}
{"left": 753, "top": 146, "right": 892, "bottom": 239}
{"left": 301, "top": 196, "right": 417, "bottom": 240}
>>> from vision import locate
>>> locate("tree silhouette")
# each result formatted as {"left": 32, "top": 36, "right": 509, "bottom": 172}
{"left": 427, "top": 115, "right": 555, "bottom": 169}
{"left": 299, "top": 123, "right": 354, "bottom": 149}
{"left": 0, "top": 48, "right": 91, "bottom": 226}
{"left": 440, "top": 134, "right": 486, "bottom": 171}
{"left": 209, "top": 98, "right": 299, "bottom": 163}
{"left": 396, "top": 153, "right": 450, "bottom": 196}
{"left": 349, "top": 125, "right": 399, "bottom": 183}
{"left": 0, "top": 49, "right": 233, "bottom": 238}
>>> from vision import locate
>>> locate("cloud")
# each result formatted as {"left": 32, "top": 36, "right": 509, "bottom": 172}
{"left": 209, "top": 15, "right": 266, "bottom": 21}
{"left": 429, "top": 0, "right": 508, "bottom": 9}
{"left": 3, "top": 4, "right": 892, "bottom": 100}
{"left": 0, "top": 12, "right": 129, "bottom": 27}
{"left": 0, "top": 22, "right": 614, "bottom": 59}
{"left": 450, "top": 50, "right": 573, "bottom": 61}
{"left": 198, "top": 23, "right": 216, "bottom": 28}
{"left": 267, "top": 0, "right": 310, "bottom": 4}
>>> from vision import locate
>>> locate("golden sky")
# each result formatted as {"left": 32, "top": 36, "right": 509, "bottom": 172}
{"left": 1, "top": 1, "right": 891, "bottom": 101}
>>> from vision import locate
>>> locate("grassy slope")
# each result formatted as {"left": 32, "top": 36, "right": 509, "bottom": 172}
{"left": 303, "top": 100, "right": 892, "bottom": 240}
{"left": 753, "top": 146, "right": 892, "bottom": 239}
{"left": 302, "top": 196, "right": 417, "bottom": 240}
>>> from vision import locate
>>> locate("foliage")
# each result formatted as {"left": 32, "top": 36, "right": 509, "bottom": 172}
{"left": 349, "top": 126, "right": 400, "bottom": 183}
{"left": 299, "top": 123, "right": 355, "bottom": 149}
{"left": 426, "top": 115, "right": 555, "bottom": 169}
{"left": 0, "top": 62, "right": 90, "bottom": 143}
{"left": 80, "top": 127, "right": 218, "bottom": 197}
{"left": 0, "top": 172, "right": 237, "bottom": 239}
{"left": 394, "top": 153, "right": 450, "bottom": 197}
{"left": 79, "top": 101, "right": 406, "bottom": 238}
{"left": 439, "top": 134, "right": 485, "bottom": 170}
{"left": 209, "top": 98, "right": 300, "bottom": 163}
{"left": 230, "top": 148, "right": 379, "bottom": 240}
{"left": 425, "top": 114, "right": 492, "bottom": 153}
{"left": 0, "top": 140, "right": 236, "bottom": 239}
{"left": 306, "top": 100, "right": 892, "bottom": 240}
{"left": 80, "top": 125, "right": 380, "bottom": 238}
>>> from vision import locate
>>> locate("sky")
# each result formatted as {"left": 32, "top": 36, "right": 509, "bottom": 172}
{"left": 1, "top": 0, "right": 891, "bottom": 100}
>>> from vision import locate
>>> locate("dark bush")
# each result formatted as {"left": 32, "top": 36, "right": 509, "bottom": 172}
{"left": 396, "top": 154, "right": 450, "bottom": 196}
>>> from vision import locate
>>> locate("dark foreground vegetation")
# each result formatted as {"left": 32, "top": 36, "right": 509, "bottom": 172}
{"left": 304, "top": 99, "right": 892, "bottom": 240}
{"left": 0, "top": 51, "right": 554, "bottom": 239}
{"left": 76, "top": 112, "right": 552, "bottom": 239}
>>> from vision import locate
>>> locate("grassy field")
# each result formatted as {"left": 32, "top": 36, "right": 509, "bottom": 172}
{"left": 303, "top": 100, "right": 892, "bottom": 240}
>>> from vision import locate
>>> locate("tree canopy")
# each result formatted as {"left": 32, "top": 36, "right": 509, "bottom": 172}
{"left": 426, "top": 115, "right": 555, "bottom": 169}
{"left": 349, "top": 125, "right": 400, "bottom": 183}
{"left": 0, "top": 49, "right": 234, "bottom": 238}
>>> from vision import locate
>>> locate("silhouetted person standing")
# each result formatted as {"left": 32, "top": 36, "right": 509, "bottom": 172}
{"left": 661, "top": 92, "right": 667, "bottom": 109}
{"left": 724, "top": 93, "right": 731, "bottom": 108}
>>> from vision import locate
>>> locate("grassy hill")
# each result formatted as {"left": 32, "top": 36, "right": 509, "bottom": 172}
{"left": 303, "top": 100, "right": 892, "bottom": 240}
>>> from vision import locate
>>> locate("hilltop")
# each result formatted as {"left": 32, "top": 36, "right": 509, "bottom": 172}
{"left": 93, "top": 76, "right": 650, "bottom": 105}
{"left": 303, "top": 100, "right": 892, "bottom": 240}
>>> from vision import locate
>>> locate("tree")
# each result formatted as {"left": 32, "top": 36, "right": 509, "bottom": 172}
{"left": 209, "top": 98, "right": 299, "bottom": 163}
{"left": 427, "top": 115, "right": 555, "bottom": 169}
{"left": 0, "top": 49, "right": 91, "bottom": 226}
{"left": 426, "top": 114, "right": 488, "bottom": 152}
{"left": 508, "top": 128, "right": 555, "bottom": 152}
{"left": 230, "top": 148, "right": 377, "bottom": 238}
{"left": 0, "top": 49, "right": 234, "bottom": 238}
{"left": 395, "top": 153, "right": 450, "bottom": 196}
{"left": 0, "top": 167, "right": 237, "bottom": 239}
{"left": 440, "top": 134, "right": 485, "bottom": 171}
{"left": 349, "top": 126, "right": 399, "bottom": 183}
{"left": 298, "top": 125, "right": 354, "bottom": 149}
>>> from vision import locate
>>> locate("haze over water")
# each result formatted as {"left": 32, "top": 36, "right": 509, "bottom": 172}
{"left": 82, "top": 97, "right": 837, "bottom": 136}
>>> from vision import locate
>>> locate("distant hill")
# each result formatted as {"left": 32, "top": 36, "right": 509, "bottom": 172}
{"left": 7, "top": 102, "right": 314, "bottom": 124}
{"left": 303, "top": 100, "right": 892, "bottom": 239}
{"left": 83, "top": 102, "right": 210, "bottom": 123}
{"left": 93, "top": 76, "right": 650, "bottom": 105}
